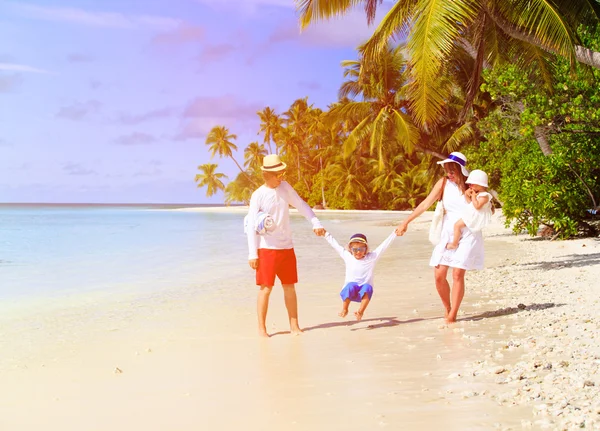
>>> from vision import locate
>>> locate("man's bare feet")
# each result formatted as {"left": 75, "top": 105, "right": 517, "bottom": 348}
{"left": 339, "top": 308, "right": 349, "bottom": 318}
{"left": 446, "top": 242, "right": 458, "bottom": 250}
{"left": 258, "top": 330, "right": 270, "bottom": 338}
{"left": 354, "top": 310, "right": 364, "bottom": 321}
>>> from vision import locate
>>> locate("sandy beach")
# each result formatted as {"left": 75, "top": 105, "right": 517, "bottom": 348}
{"left": 0, "top": 209, "right": 598, "bottom": 430}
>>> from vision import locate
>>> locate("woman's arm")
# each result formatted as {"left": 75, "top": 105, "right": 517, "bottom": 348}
{"left": 395, "top": 178, "right": 445, "bottom": 235}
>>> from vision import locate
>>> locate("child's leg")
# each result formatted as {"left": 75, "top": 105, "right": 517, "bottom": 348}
{"left": 446, "top": 219, "right": 466, "bottom": 250}
{"left": 354, "top": 284, "right": 373, "bottom": 321}
{"left": 339, "top": 298, "right": 351, "bottom": 317}
{"left": 339, "top": 282, "right": 360, "bottom": 318}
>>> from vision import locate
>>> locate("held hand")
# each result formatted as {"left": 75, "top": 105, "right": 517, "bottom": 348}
{"left": 249, "top": 259, "right": 259, "bottom": 270}
{"left": 395, "top": 222, "right": 408, "bottom": 236}
{"left": 313, "top": 227, "right": 326, "bottom": 237}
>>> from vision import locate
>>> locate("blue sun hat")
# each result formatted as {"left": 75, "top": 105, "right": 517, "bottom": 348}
{"left": 348, "top": 233, "right": 368, "bottom": 245}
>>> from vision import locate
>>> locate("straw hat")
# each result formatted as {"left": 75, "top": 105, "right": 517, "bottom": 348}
{"left": 437, "top": 151, "right": 469, "bottom": 177}
{"left": 261, "top": 154, "right": 287, "bottom": 172}
{"left": 466, "top": 170, "right": 489, "bottom": 187}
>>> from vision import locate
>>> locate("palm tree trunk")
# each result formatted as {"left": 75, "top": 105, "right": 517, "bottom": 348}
{"left": 534, "top": 126, "right": 553, "bottom": 156}
{"left": 485, "top": 7, "right": 600, "bottom": 69}
{"left": 231, "top": 156, "right": 258, "bottom": 186}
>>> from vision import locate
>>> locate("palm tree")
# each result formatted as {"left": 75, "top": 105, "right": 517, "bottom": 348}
{"left": 327, "top": 156, "right": 370, "bottom": 208}
{"left": 194, "top": 163, "right": 227, "bottom": 197}
{"left": 205, "top": 125, "right": 256, "bottom": 185}
{"left": 244, "top": 141, "right": 267, "bottom": 173}
{"left": 257, "top": 107, "right": 281, "bottom": 154}
{"left": 328, "top": 42, "right": 420, "bottom": 171}
{"left": 297, "top": 0, "right": 600, "bottom": 128}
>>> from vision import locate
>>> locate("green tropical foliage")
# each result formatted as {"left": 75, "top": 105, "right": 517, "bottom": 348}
{"left": 194, "top": 11, "right": 600, "bottom": 238}
{"left": 194, "top": 164, "right": 227, "bottom": 197}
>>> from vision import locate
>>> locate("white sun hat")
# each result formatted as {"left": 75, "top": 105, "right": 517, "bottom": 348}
{"left": 261, "top": 154, "right": 287, "bottom": 172}
{"left": 466, "top": 169, "right": 489, "bottom": 187}
{"left": 437, "top": 151, "right": 469, "bottom": 177}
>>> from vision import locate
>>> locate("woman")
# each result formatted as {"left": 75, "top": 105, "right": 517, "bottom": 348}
{"left": 395, "top": 152, "right": 484, "bottom": 323}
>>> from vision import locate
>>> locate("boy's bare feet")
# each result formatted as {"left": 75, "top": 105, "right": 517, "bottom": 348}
{"left": 446, "top": 242, "right": 458, "bottom": 250}
{"left": 354, "top": 310, "right": 364, "bottom": 321}
{"left": 339, "top": 308, "right": 349, "bottom": 318}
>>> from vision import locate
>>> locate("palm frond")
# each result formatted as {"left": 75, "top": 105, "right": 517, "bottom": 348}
{"left": 443, "top": 122, "right": 476, "bottom": 153}
{"left": 343, "top": 116, "right": 373, "bottom": 157}
{"left": 296, "top": 0, "right": 367, "bottom": 29}
{"left": 391, "top": 109, "right": 419, "bottom": 154}
{"left": 495, "top": 0, "right": 575, "bottom": 61}
{"left": 407, "top": 0, "right": 477, "bottom": 126}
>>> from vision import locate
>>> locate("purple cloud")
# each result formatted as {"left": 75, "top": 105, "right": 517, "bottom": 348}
{"left": 114, "top": 132, "right": 157, "bottom": 146}
{"left": 176, "top": 95, "right": 263, "bottom": 140}
{"left": 298, "top": 80, "right": 321, "bottom": 91}
{"left": 56, "top": 100, "right": 102, "bottom": 121}
{"left": 68, "top": 53, "right": 94, "bottom": 63}
{"left": 0, "top": 74, "right": 23, "bottom": 93}
{"left": 198, "top": 43, "right": 237, "bottom": 65}
{"left": 116, "top": 107, "right": 175, "bottom": 125}
{"left": 63, "top": 162, "right": 96, "bottom": 176}
{"left": 152, "top": 24, "right": 205, "bottom": 46}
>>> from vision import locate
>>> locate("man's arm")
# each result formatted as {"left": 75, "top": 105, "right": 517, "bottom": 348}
{"left": 280, "top": 181, "right": 325, "bottom": 236}
{"left": 246, "top": 192, "right": 260, "bottom": 268}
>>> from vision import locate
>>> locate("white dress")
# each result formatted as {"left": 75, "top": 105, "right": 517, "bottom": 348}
{"left": 429, "top": 181, "right": 484, "bottom": 270}
{"left": 462, "top": 192, "right": 493, "bottom": 232}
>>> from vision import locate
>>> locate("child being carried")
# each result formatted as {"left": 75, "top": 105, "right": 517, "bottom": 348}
{"left": 446, "top": 169, "right": 494, "bottom": 250}
{"left": 323, "top": 231, "right": 397, "bottom": 321}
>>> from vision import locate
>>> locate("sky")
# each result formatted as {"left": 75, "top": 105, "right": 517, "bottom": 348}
{"left": 0, "top": 0, "right": 390, "bottom": 204}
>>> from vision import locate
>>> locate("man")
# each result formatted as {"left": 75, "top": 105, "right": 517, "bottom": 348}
{"left": 246, "top": 154, "right": 325, "bottom": 337}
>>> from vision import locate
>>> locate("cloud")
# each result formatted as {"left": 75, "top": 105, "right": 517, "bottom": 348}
{"left": 0, "top": 73, "right": 23, "bottom": 93}
{"left": 267, "top": 6, "right": 392, "bottom": 48}
{"left": 198, "top": 43, "right": 237, "bottom": 65}
{"left": 56, "top": 100, "right": 101, "bottom": 121}
{"left": 114, "top": 132, "right": 157, "bottom": 146}
{"left": 13, "top": 4, "right": 181, "bottom": 31}
{"left": 133, "top": 160, "right": 163, "bottom": 177}
{"left": 63, "top": 162, "right": 96, "bottom": 176}
{"left": 0, "top": 62, "right": 51, "bottom": 74}
{"left": 151, "top": 23, "right": 205, "bottom": 46}
{"left": 115, "top": 107, "right": 175, "bottom": 125}
{"left": 298, "top": 80, "right": 321, "bottom": 91}
{"left": 90, "top": 80, "right": 102, "bottom": 89}
{"left": 67, "top": 53, "right": 94, "bottom": 63}
{"left": 176, "top": 95, "right": 263, "bottom": 140}
{"left": 193, "top": 0, "right": 292, "bottom": 12}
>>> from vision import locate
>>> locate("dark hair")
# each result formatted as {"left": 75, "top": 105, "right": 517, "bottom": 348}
{"left": 444, "top": 162, "right": 468, "bottom": 194}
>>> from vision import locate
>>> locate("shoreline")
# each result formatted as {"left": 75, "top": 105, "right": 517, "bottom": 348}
{"left": 0, "top": 210, "right": 598, "bottom": 429}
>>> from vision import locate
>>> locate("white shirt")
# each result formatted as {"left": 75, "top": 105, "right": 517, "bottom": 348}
{"left": 324, "top": 232, "right": 396, "bottom": 286}
{"left": 246, "top": 181, "right": 323, "bottom": 259}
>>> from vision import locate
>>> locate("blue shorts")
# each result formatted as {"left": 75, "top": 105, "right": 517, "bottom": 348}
{"left": 340, "top": 282, "right": 373, "bottom": 302}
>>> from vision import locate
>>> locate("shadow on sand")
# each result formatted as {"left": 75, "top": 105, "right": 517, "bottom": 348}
{"left": 462, "top": 302, "right": 563, "bottom": 322}
{"left": 269, "top": 303, "right": 564, "bottom": 336}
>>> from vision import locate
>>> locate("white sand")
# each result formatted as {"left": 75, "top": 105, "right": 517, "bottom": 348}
{"left": 0, "top": 209, "right": 598, "bottom": 430}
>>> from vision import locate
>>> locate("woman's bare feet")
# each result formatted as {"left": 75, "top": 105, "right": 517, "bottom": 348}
{"left": 446, "top": 242, "right": 458, "bottom": 250}
{"left": 354, "top": 310, "right": 364, "bottom": 321}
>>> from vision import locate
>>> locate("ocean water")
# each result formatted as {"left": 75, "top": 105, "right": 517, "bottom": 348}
{"left": 0, "top": 205, "right": 253, "bottom": 308}
{"left": 0, "top": 205, "right": 412, "bottom": 317}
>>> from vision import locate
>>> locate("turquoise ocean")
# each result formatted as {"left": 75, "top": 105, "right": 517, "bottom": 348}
{"left": 0, "top": 204, "right": 254, "bottom": 311}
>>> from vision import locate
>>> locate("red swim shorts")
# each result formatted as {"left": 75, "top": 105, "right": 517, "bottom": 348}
{"left": 256, "top": 248, "right": 298, "bottom": 286}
